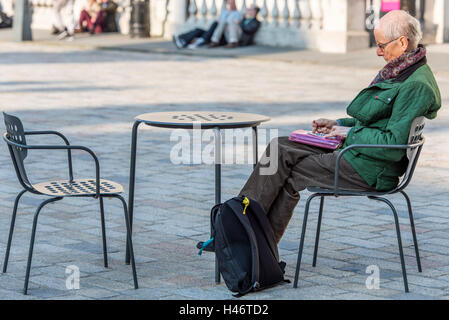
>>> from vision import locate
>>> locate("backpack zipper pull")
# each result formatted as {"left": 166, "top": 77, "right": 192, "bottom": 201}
{"left": 242, "top": 197, "right": 250, "bottom": 215}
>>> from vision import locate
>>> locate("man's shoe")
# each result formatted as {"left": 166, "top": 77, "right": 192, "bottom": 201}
{"left": 51, "top": 25, "right": 61, "bottom": 35}
{"left": 172, "top": 35, "right": 185, "bottom": 49}
{"left": 196, "top": 240, "right": 215, "bottom": 253}
{"left": 224, "top": 42, "right": 238, "bottom": 49}
{"left": 187, "top": 37, "right": 205, "bottom": 49}
{"left": 56, "top": 29, "right": 69, "bottom": 40}
{"left": 208, "top": 42, "right": 219, "bottom": 48}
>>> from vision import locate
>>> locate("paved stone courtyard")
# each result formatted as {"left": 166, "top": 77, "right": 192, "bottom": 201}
{"left": 0, "top": 40, "right": 449, "bottom": 300}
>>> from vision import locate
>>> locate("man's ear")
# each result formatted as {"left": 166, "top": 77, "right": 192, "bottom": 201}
{"left": 401, "top": 36, "right": 409, "bottom": 51}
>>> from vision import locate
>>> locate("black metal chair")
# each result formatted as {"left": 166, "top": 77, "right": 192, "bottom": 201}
{"left": 293, "top": 116, "right": 426, "bottom": 293}
{"left": 2, "top": 112, "right": 138, "bottom": 294}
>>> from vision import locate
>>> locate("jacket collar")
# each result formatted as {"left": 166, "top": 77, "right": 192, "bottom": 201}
{"left": 368, "top": 80, "right": 398, "bottom": 90}
{"left": 392, "top": 56, "right": 427, "bottom": 83}
{"left": 367, "top": 58, "right": 427, "bottom": 90}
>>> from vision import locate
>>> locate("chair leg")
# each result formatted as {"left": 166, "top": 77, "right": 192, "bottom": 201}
{"left": 293, "top": 194, "right": 319, "bottom": 288}
{"left": 3, "top": 190, "right": 27, "bottom": 273}
{"left": 370, "top": 196, "right": 409, "bottom": 293}
{"left": 24, "top": 197, "right": 62, "bottom": 295}
{"left": 110, "top": 194, "right": 138, "bottom": 289}
{"left": 400, "top": 191, "right": 422, "bottom": 272}
{"left": 312, "top": 196, "right": 325, "bottom": 267}
{"left": 99, "top": 196, "right": 108, "bottom": 268}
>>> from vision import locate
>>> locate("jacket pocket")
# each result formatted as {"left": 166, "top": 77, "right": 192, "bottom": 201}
{"left": 376, "top": 87, "right": 399, "bottom": 103}
{"left": 349, "top": 87, "right": 399, "bottom": 125}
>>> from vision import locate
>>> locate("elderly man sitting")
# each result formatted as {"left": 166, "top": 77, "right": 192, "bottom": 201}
{"left": 239, "top": 10, "right": 441, "bottom": 243}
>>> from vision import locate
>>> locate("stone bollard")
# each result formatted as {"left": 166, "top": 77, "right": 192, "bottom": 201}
{"left": 13, "top": 0, "right": 32, "bottom": 41}
{"left": 130, "top": 0, "right": 150, "bottom": 38}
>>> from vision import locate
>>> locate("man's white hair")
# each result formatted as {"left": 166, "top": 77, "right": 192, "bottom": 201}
{"left": 377, "top": 10, "right": 422, "bottom": 50}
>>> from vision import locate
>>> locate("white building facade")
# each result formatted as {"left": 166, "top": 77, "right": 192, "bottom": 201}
{"left": 1, "top": 0, "right": 448, "bottom": 52}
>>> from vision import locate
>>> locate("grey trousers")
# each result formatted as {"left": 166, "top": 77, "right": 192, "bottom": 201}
{"left": 53, "top": 0, "right": 75, "bottom": 33}
{"left": 239, "top": 136, "right": 374, "bottom": 243}
{"left": 211, "top": 21, "right": 242, "bottom": 44}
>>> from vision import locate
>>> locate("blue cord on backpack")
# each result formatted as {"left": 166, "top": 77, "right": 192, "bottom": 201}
{"left": 198, "top": 237, "right": 214, "bottom": 256}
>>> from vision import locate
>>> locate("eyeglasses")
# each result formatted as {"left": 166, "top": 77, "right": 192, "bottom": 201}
{"left": 376, "top": 36, "right": 404, "bottom": 51}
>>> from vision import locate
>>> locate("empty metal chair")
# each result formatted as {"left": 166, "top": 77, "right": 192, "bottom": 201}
{"left": 2, "top": 112, "right": 138, "bottom": 294}
{"left": 293, "top": 116, "right": 426, "bottom": 293}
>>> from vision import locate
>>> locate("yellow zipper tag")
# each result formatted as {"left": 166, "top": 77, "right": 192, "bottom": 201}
{"left": 242, "top": 197, "right": 250, "bottom": 215}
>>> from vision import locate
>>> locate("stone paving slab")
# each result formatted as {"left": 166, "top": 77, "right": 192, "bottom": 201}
{"left": 0, "top": 39, "right": 448, "bottom": 300}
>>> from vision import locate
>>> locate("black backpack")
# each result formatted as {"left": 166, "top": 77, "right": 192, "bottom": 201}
{"left": 199, "top": 196, "right": 289, "bottom": 297}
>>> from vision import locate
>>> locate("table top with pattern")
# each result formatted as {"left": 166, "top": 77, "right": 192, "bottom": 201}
{"left": 135, "top": 111, "right": 270, "bottom": 129}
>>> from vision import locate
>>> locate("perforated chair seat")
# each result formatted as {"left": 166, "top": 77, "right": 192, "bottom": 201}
{"left": 33, "top": 179, "right": 124, "bottom": 197}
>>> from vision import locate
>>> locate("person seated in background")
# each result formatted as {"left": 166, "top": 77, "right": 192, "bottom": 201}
{"left": 172, "top": 21, "right": 220, "bottom": 49}
{"left": 52, "top": 0, "right": 75, "bottom": 40}
{"left": 101, "top": 0, "right": 118, "bottom": 32}
{"left": 78, "top": 0, "right": 105, "bottom": 34}
{"left": 236, "top": 5, "right": 261, "bottom": 48}
{"left": 173, "top": 3, "right": 261, "bottom": 50}
{"left": 208, "top": 0, "right": 242, "bottom": 48}
{"left": 0, "top": 10, "right": 13, "bottom": 29}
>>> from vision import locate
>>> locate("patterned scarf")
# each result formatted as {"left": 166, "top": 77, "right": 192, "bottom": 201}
{"left": 370, "top": 45, "right": 427, "bottom": 86}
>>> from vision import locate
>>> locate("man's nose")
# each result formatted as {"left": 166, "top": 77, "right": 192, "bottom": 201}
{"left": 377, "top": 47, "right": 384, "bottom": 56}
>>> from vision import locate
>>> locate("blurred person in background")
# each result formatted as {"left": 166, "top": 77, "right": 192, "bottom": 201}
{"left": 101, "top": 0, "right": 118, "bottom": 32}
{"left": 172, "top": 21, "right": 220, "bottom": 49}
{"left": 208, "top": 0, "right": 242, "bottom": 48}
{"left": 78, "top": 0, "right": 105, "bottom": 34}
{"left": 234, "top": 4, "right": 261, "bottom": 48}
{"left": 173, "top": 4, "right": 261, "bottom": 50}
{"left": 0, "top": 10, "right": 13, "bottom": 28}
{"left": 52, "top": 0, "right": 75, "bottom": 41}
{"left": 0, "top": 0, "right": 13, "bottom": 29}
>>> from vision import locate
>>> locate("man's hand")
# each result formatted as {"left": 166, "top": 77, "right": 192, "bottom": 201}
{"left": 324, "top": 126, "right": 351, "bottom": 139}
{"left": 312, "top": 118, "right": 338, "bottom": 134}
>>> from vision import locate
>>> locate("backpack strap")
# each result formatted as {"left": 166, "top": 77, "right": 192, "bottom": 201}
{"left": 197, "top": 237, "right": 214, "bottom": 256}
{"left": 227, "top": 198, "right": 260, "bottom": 294}
{"left": 210, "top": 203, "right": 221, "bottom": 237}
{"left": 243, "top": 196, "right": 280, "bottom": 262}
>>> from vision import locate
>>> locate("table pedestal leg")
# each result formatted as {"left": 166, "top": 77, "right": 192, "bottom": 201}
{"left": 126, "top": 120, "right": 141, "bottom": 264}
{"left": 214, "top": 127, "right": 221, "bottom": 284}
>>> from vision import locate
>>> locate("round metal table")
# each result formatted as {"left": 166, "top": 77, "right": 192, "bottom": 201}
{"left": 127, "top": 111, "right": 270, "bottom": 283}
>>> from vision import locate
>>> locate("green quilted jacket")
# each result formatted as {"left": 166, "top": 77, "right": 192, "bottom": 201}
{"left": 337, "top": 64, "right": 441, "bottom": 191}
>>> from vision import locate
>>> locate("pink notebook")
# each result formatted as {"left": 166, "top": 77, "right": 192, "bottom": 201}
{"left": 289, "top": 129, "right": 343, "bottom": 150}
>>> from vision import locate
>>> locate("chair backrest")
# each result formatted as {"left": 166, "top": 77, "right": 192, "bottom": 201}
{"left": 407, "top": 116, "right": 425, "bottom": 159}
{"left": 3, "top": 112, "right": 33, "bottom": 190}
{"left": 396, "top": 116, "right": 425, "bottom": 191}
